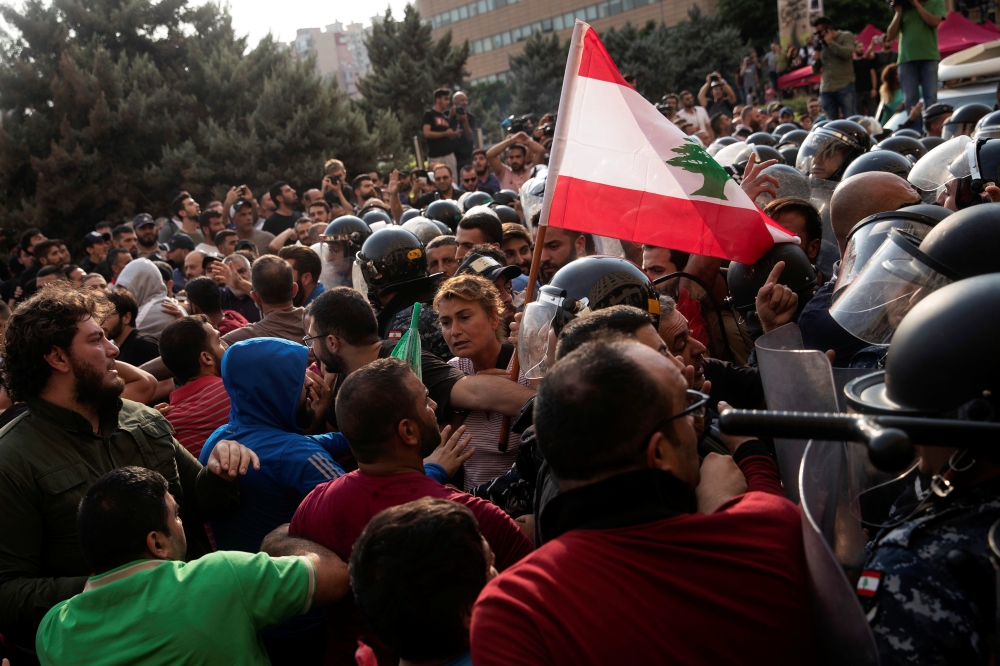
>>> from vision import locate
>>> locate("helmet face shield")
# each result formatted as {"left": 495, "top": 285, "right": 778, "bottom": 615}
{"left": 518, "top": 288, "right": 564, "bottom": 379}
{"left": 796, "top": 131, "right": 850, "bottom": 180}
{"left": 835, "top": 217, "right": 935, "bottom": 297}
{"left": 352, "top": 253, "right": 372, "bottom": 303}
{"left": 830, "top": 230, "right": 956, "bottom": 345}
{"left": 908, "top": 136, "right": 971, "bottom": 204}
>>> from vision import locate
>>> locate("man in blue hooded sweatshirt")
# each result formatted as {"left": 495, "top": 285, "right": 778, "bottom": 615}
{"left": 199, "top": 336, "right": 456, "bottom": 665}
{"left": 200, "top": 336, "right": 347, "bottom": 664}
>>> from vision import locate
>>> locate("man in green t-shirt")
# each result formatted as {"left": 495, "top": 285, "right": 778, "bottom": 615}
{"left": 35, "top": 467, "right": 349, "bottom": 666}
{"left": 886, "top": 0, "right": 946, "bottom": 134}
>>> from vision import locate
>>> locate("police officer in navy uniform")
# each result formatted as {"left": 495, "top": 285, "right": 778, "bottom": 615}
{"left": 353, "top": 226, "right": 452, "bottom": 360}
{"left": 845, "top": 274, "right": 1000, "bottom": 666}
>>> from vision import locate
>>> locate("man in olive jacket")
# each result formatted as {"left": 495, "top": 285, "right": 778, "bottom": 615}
{"left": 0, "top": 285, "right": 259, "bottom": 663}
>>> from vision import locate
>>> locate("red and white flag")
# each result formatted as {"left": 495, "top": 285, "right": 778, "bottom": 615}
{"left": 540, "top": 21, "right": 797, "bottom": 264}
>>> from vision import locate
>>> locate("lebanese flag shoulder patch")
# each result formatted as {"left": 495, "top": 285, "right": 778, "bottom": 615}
{"left": 856, "top": 571, "right": 882, "bottom": 598}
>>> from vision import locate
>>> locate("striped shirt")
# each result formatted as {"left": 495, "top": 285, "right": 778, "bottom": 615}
{"left": 448, "top": 355, "right": 531, "bottom": 492}
{"left": 167, "top": 375, "right": 231, "bottom": 457}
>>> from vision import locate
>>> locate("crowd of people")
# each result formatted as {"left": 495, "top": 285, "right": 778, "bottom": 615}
{"left": 0, "top": 46, "right": 998, "bottom": 666}
{"left": 657, "top": 0, "right": 955, "bottom": 147}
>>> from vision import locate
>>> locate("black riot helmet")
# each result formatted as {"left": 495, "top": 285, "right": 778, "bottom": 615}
{"left": 942, "top": 103, "right": 992, "bottom": 140}
{"left": 896, "top": 202, "right": 953, "bottom": 222}
{"left": 732, "top": 145, "right": 785, "bottom": 175}
{"left": 841, "top": 150, "right": 914, "bottom": 180}
{"left": 920, "top": 136, "right": 946, "bottom": 152}
{"left": 777, "top": 129, "right": 810, "bottom": 148}
{"left": 796, "top": 120, "right": 872, "bottom": 182}
{"left": 778, "top": 145, "right": 799, "bottom": 167}
{"left": 830, "top": 204, "right": 1000, "bottom": 346}
{"left": 973, "top": 110, "right": 1000, "bottom": 140}
{"left": 353, "top": 227, "right": 428, "bottom": 302}
{"left": 834, "top": 209, "right": 942, "bottom": 297}
{"left": 772, "top": 123, "right": 800, "bottom": 139}
{"left": 431, "top": 220, "right": 452, "bottom": 235}
{"left": 320, "top": 215, "right": 372, "bottom": 258}
{"left": 491, "top": 189, "right": 520, "bottom": 206}
{"left": 891, "top": 128, "right": 922, "bottom": 140}
{"left": 399, "top": 208, "right": 423, "bottom": 224}
{"left": 493, "top": 205, "right": 521, "bottom": 224}
{"left": 462, "top": 191, "right": 493, "bottom": 212}
{"left": 873, "top": 135, "right": 927, "bottom": 163}
{"left": 517, "top": 256, "right": 661, "bottom": 379}
{"left": 424, "top": 199, "right": 463, "bottom": 233}
{"left": 845, "top": 273, "right": 1000, "bottom": 419}
{"left": 727, "top": 243, "right": 818, "bottom": 337}
{"left": 746, "top": 132, "right": 777, "bottom": 147}
{"left": 401, "top": 217, "right": 444, "bottom": 246}
{"left": 707, "top": 136, "right": 740, "bottom": 156}
{"left": 811, "top": 119, "right": 830, "bottom": 131}
{"left": 361, "top": 209, "right": 394, "bottom": 228}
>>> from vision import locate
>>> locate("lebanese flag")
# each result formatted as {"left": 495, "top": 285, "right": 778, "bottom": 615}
{"left": 540, "top": 21, "right": 797, "bottom": 264}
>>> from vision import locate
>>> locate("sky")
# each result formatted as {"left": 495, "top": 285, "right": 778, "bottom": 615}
{"left": 226, "top": 0, "right": 410, "bottom": 47}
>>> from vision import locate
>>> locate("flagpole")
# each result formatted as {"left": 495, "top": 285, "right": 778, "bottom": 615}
{"left": 497, "top": 21, "right": 588, "bottom": 451}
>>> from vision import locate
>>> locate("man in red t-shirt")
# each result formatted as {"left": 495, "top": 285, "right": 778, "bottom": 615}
{"left": 284, "top": 357, "right": 533, "bottom": 665}
{"left": 470, "top": 340, "right": 817, "bottom": 665}
{"left": 155, "top": 316, "right": 230, "bottom": 457}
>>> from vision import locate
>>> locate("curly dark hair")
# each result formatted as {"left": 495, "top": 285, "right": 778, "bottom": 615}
{"left": 1, "top": 283, "right": 114, "bottom": 401}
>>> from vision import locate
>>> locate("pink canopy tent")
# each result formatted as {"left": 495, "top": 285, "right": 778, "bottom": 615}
{"left": 777, "top": 14, "right": 1000, "bottom": 89}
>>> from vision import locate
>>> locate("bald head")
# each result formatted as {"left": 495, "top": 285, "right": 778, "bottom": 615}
{"left": 830, "top": 173, "right": 922, "bottom": 254}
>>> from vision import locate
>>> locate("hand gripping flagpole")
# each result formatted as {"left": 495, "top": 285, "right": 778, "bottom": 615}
{"left": 498, "top": 21, "right": 588, "bottom": 451}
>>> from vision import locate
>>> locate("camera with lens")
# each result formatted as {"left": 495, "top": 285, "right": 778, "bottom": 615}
{"left": 539, "top": 123, "right": 555, "bottom": 138}
{"left": 710, "top": 74, "right": 720, "bottom": 82}
{"left": 455, "top": 106, "right": 467, "bottom": 116}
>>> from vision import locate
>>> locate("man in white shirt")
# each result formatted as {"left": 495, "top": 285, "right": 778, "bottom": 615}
{"left": 674, "top": 90, "right": 713, "bottom": 144}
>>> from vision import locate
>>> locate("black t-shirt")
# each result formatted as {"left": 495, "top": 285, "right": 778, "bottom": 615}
{"left": 262, "top": 211, "right": 303, "bottom": 236}
{"left": 873, "top": 52, "right": 895, "bottom": 87}
{"left": 853, "top": 57, "right": 876, "bottom": 93}
{"left": 325, "top": 340, "right": 465, "bottom": 429}
{"left": 449, "top": 109, "right": 477, "bottom": 159}
{"left": 706, "top": 100, "right": 733, "bottom": 119}
{"left": 117, "top": 329, "right": 160, "bottom": 367}
{"left": 423, "top": 108, "right": 453, "bottom": 158}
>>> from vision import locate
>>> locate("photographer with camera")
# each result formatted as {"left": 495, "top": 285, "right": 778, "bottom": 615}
{"left": 810, "top": 16, "right": 856, "bottom": 122}
{"left": 697, "top": 72, "right": 737, "bottom": 119}
{"left": 423, "top": 88, "right": 463, "bottom": 178}
{"left": 886, "top": 0, "right": 945, "bottom": 134}
{"left": 321, "top": 158, "right": 355, "bottom": 213}
{"left": 486, "top": 131, "right": 547, "bottom": 193}
{"left": 449, "top": 91, "right": 477, "bottom": 170}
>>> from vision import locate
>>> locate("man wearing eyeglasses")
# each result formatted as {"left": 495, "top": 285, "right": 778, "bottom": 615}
{"left": 471, "top": 339, "right": 817, "bottom": 665}
{"left": 458, "top": 165, "right": 481, "bottom": 194}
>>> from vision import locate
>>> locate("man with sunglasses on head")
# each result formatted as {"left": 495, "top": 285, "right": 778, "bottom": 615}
{"left": 471, "top": 339, "right": 818, "bottom": 665}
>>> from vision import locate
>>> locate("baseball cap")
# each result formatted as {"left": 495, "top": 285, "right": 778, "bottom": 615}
{"left": 229, "top": 199, "right": 253, "bottom": 218}
{"left": 133, "top": 213, "right": 156, "bottom": 228}
{"left": 780, "top": 106, "right": 795, "bottom": 116}
{"left": 456, "top": 253, "right": 522, "bottom": 283}
{"left": 82, "top": 231, "right": 110, "bottom": 248}
{"left": 922, "top": 102, "right": 954, "bottom": 122}
{"left": 167, "top": 234, "right": 196, "bottom": 251}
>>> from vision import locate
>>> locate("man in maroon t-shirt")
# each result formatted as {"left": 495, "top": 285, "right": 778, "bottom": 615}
{"left": 470, "top": 340, "right": 817, "bottom": 665}
{"left": 281, "top": 357, "right": 533, "bottom": 665}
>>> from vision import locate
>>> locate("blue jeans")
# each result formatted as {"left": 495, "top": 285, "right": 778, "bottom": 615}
{"left": 819, "top": 86, "right": 855, "bottom": 121}
{"left": 898, "top": 59, "right": 939, "bottom": 134}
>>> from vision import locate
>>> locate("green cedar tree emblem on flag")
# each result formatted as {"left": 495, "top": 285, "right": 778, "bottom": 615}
{"left": 665, "top": 138, "right": 730, "bottom": 201}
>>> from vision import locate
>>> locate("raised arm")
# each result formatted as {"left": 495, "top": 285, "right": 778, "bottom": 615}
{"left": 116, "top": 361, "right": 158, "bottom": 404}
{"left": 260, "top": 524, "right": 351, "bottom": 606}
{"left": 450, "top": 374, "right": 535, "bottom": 417}
{"left": 486, "top": 134, "right": 517, "bottom": 177}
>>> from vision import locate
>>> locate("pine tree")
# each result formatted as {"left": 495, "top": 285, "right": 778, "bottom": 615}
{"left": 665, "top": 139, "right": 731, "bottom": 200}
{"left": 357, "top": 5, "right": 469, "bottom": 148}
{"left": 508, "top": 33, "right": 567, "bottom": 116}
{"left": 0, "top": 0, "right": 386, "bottom": 240}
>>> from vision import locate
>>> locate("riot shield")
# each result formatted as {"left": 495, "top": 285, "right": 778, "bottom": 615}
{"left": 655, "top": 272, "right": 753, "bottom": 365}
{"left": 799, "top": 440, "right": 880, "bottom": 666}
{"left": 809, "top": 177, "right": 841, "bottom": 280}
{"left": 755, "top": 323, "right": 841, "bottom": 504}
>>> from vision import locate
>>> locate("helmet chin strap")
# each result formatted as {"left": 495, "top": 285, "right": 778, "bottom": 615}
{"left": 929, "top": 449, "right": 978, "bottom": 499}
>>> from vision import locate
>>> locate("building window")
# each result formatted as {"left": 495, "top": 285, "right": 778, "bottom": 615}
{"left": 502, "top": 31, "right": 511, "bottom": 45}
{"left": 483, "top": 37, "right": 493, "bottom": 51}
{"left": 542, "top": 18, "right": 553, "bottom": 31}
{"left": 473, "top": 39, "right": 483, "bottom": 54}
{"left": 599, "top": 2, "right": 609, "bottom": 16}
{"left": 554, "top": 15, "right": 564, "bottom": 30}
{"left": 478, "top": 0, "right": 487, "bottom": 11}
{"left": 609, "top": 0, "right": 622, "bottom": 14}
{"left": 623, "top": 0, "right": 634, "bottom": 10}
{"left": 586, "top": 5, "right": 597, "bottom": 20}
{"left": 459, "top": 5, "right": 468, "bottom": 19}
{"left": 492, "top": 34, "right": 502, "bottom": 48}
